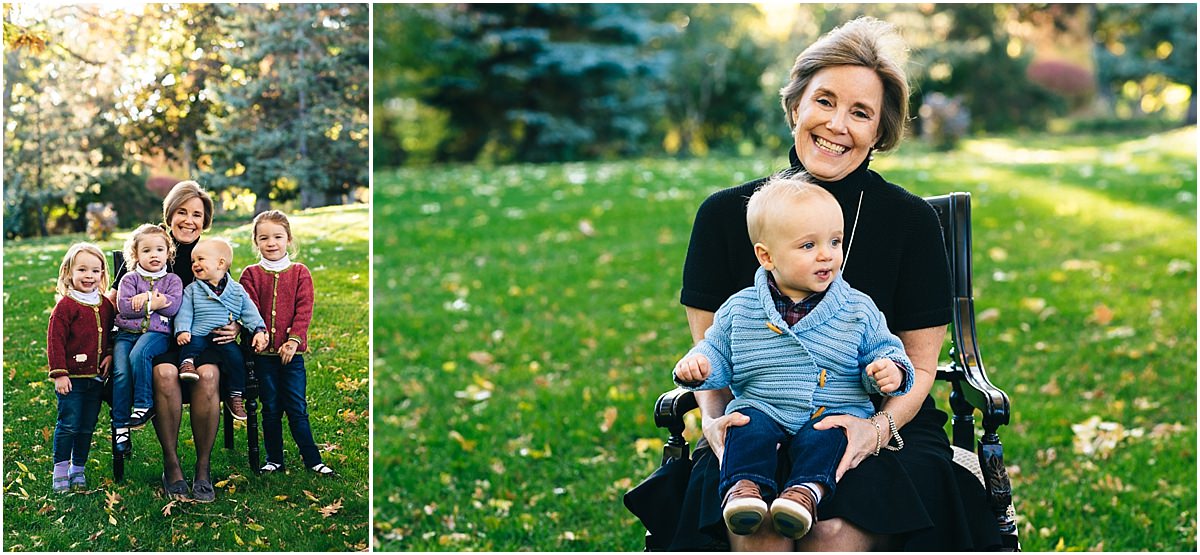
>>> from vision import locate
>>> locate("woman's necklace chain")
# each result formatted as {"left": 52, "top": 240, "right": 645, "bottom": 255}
{"left": 842, "top": 190, "right": 864, "bottom": 272}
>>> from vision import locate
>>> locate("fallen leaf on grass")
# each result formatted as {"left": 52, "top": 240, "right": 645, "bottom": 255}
{"left": 1071, "top": 415, "right": 1143, "bottom": 458}
{"left": 635, "top": 438, "right": 663, "bottom": 455}
{"left": 449, "top": 430, "right": 476, "bottom": 451}
{"left": 274, "top": 495, "right": 289, "bottom": 502}
{"left": 600, "top": 406, "right": 618, "bottom": 433}
{"left": 246, "top": 523, "right": 265, "bottom": 532}
{"left": 162, "top": 500, "right": 178, "bottom": 516}
{"left": 467, "top": 351, "right": 494, "bottom": 365}
{"left": 1089, "top": 304, "right": 1114, "bottom": 326}
{"left": 304, "top": 490, "right": 320, "bottom": 503}
{"left": 319, "top": 498, "right": 344, "bottom": 518}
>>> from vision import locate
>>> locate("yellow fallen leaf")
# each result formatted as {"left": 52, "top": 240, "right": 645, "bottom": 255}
{"left": 108, "top": 514, "right": 117, "bottom": 525}
{"left": 304, "top": 490, "right": 320, "bottom": 502}
{"left": 214, "top": 480, "right": 229, "bottom": 488}
{"left": 449, "top": 430, "right": 476, "bottom": 452}
{"left": 17, "top": 461, "right": 29, "bottom": 473}
{"left": 235, "top": 532, "right": 244, "bottom": 546}
{"left": 247, "top": 523, "right": 265, "bottom": 532}
{"left": 274, "top": 495, "right": 289, "bottom": 502}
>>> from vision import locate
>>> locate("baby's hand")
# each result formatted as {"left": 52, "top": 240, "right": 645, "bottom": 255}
{"left": 674, "top": 353, "right": 711, "bottom": 385}
{"left": 252, "top": 331, "right": 269, "bottom": 352}
{"left": 867, "top": 358, "right": 903, "bottom": 394}
{"left": 54, "top": 376, "right": 72, "bottom": 395}
{"left": 131, "top": 292, "right": 150, "bottom": 312}
{"left": 177, "top": 332, "right": 192, "bottom": 346}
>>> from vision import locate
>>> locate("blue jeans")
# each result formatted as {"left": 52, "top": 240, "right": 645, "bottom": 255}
{"left": 113, "top": 330, "right": 169, "bottom": 426}
{"left": 54, "top": 378, "right": 103, "bottom": 465}
{"left": 258, "top": 354, "right": 323, "bottom": 467}
{"left": 181, "top": 334, "right": 246, "bottom": 396}
{"left": 719, "top": 407, "right": 847, "bottom": 500}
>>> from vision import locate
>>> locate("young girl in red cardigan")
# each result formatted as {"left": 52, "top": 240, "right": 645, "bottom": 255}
{"left": 240, "top": 210, "right": 334, "bottom": 475}
{"left": 47, "top": 242, "right": 116, "bottom": 492}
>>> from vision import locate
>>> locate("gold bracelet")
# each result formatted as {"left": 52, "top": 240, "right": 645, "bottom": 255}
{"left": 869, "top": 415, "right": 883, "bottom": 456}
{"left": 874, "top": 410, "right": 904, "bottom": 451}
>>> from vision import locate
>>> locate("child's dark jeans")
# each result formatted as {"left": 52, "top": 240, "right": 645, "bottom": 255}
{"left": 257, "top": 354, "right": 323, "bottom": 467}
{"left": 112, "top": 330, "right": 169, "bottom": 426}
{"left": 180, "top": 333, "right": 246, "bottom": 395}
{"left": 54, "top": 378, "right": 103, "bottom": 466}
{"left": 719, "top": 407, "right": 847, "bottom": 500}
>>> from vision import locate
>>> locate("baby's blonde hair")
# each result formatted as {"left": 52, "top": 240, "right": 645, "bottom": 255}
{"left": 196, "top": 237, "right": 234, "bottom": 267}
{"left": 251, "top": 210, "right": 298, "bottom": 258}
{"left": 123, "top": 223, "right": 176, "bottom": 271}
{"left": 56, "top": 242, "right": 109, "bottom": 297}
{"left": 746, "top": 173, "right": 840, "bottom": 244}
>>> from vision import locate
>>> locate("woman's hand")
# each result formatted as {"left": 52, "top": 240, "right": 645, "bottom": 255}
{"left": 812, "top": 414, "right": 881, "bottom": 481}
{"left": 211, "top": 321, "right": 241, "bottom": 345}
{"left": 701, "top": 411, "right": 750, "bottom": 463}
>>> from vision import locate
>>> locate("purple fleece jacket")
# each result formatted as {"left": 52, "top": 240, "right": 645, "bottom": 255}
{"left": 115, "top": 271, "right": 183, "bottom": 334}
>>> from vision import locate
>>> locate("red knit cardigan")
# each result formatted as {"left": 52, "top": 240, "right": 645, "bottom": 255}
{"left": 239, "top": 263, "right": 314, "bottom": 354}
{"left": 47, "top": 295, "right": 116, "bottom": 379}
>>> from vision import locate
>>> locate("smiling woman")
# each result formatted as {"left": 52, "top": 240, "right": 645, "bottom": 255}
{"left": 645, "top": 16, "right": 1005, "bottom": 551}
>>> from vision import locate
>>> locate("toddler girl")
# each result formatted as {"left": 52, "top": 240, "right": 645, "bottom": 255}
{"left": 47, "top": 242, "right": 115, "bottom": 492}
{"left": 240, "top": 210, "right": 334, "bottom": 475}
{"left": 113, "top": 224, "right": 183, "bottom": 453}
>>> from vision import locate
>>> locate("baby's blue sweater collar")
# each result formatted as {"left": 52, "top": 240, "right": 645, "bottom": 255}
{"left": 753, "top": 267, "right": 850, "bottom": 334}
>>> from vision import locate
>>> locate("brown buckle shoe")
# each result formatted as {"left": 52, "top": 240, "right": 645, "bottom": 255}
{"left": 226, "top": 396, "right": 248, "bottom": 421}
{"left": 722, "top": 479, "right": 768, "bottom": 536}
{"left": 179, "top": 359, "right": 199, "bottom": 382}
{"left": 771, "top": 485, "right": 818, "bottom": 539}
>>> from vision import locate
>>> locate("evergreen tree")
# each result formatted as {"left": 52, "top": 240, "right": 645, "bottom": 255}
{"left": 202, "top": 3, "right": 368, "bottom": 211}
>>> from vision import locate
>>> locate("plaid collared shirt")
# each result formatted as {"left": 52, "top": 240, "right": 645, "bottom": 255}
{"left": 766, "top": 272, "right": 826, "bottom": 327}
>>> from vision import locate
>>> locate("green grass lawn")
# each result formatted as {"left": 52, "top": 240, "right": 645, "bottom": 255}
{"left": 3, "top": 204, "right": 370, "bottom": 551}
{"left": 372, "top": 128, "right": 1196, "bottom": 551}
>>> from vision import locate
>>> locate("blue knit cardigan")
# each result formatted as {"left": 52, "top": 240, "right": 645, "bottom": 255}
{"left": 678, "top": 267, "right": 914, "bottom": 433}
{"left": 175, "top": 274, "right": 266, "bottom": 338}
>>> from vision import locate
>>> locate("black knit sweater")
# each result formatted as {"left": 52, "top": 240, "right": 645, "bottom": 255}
{"left": 681, "top": 148, "right": 952, "bottom": 332}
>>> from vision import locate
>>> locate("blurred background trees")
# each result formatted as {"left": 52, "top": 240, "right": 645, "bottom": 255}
{"left": 3, "top": 3, "right": 368, "bottom": 239}
{"left": 375, "top": 3, "right": 1195, "bottom": 167}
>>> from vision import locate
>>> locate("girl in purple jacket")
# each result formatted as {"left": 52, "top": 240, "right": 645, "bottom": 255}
{"left": 112, "top": 224, "right": 183, "bottom": 454}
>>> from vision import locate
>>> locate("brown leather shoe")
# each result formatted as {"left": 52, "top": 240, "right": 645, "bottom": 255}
{"left": 722, "top": 479, "right": 768, "bottom": 535}
{"left": 179, "top": 359, "right": 199, "bottom": 382}
{"left": 226, "top": 396, "right": 248, "bottom": 421}
{"left": 771, "top": 485, "right": 818, "bottom": 539}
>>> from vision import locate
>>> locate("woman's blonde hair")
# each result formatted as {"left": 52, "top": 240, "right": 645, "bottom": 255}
{"left": 123, "top": 223, "right": 176, "bottom": 271}
{"left": 162, "top": 180, "right": 214, "bottom": 232}
{"left": 779, "top": 16, "right": 910, "bottom": 152}
{"left": 251, "top": 210, "right": 298, "bottom": 258}
{"left": 56, "top": 242, "right": 109, "bottom": 297}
